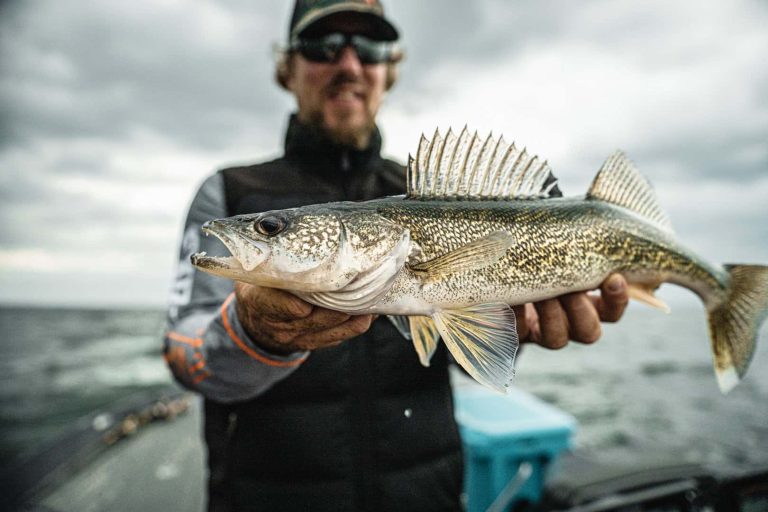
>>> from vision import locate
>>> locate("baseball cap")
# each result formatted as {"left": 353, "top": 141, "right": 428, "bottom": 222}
{"left": 289, "top": 0, "right": 399, "bottom": 42}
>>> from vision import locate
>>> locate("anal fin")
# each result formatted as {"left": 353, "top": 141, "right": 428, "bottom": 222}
{"left": 628, "top": 283, "right": 670, "bottom": 313}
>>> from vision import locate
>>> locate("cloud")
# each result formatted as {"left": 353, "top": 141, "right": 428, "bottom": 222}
{"left": 1, "top": 0, "right": 293, "bottom": 151}
{"left": 0, "top": 0, "right": 766, "bottom": 306}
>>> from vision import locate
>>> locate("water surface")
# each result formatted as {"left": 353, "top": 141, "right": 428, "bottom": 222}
{"left": 1, "top": 303, "right": 766, "bottom": 472}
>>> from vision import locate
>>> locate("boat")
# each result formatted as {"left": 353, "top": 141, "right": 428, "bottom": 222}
{"left": 3, "top": 376, "right": 766, "bottom": 512}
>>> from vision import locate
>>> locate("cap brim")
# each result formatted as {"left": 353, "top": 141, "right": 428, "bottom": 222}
{"left": 292, "top": 5, "right": 399, "bottom": 41}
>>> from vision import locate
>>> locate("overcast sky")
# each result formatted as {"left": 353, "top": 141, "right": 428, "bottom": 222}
{"left": 1, "top": 0, "right": 766, "bottom": 308}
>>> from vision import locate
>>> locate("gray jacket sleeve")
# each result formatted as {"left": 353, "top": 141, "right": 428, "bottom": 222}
{"left": 163, "top": 173, "right": 308, "bottom": 403}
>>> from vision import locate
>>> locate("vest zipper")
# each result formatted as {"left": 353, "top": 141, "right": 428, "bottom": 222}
{"left": 341, "top": 150, "right": 350, "bottom": 173}
{"left": 340, "top": 150, "right": 352, "bottom": 197}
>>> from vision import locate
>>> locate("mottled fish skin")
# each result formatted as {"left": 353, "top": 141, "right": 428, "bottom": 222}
{"left": 365, "top": 197, "right": 728, "bottom": 313}
{"left": 192, "top": 128, "right": 768, "bottom": 394}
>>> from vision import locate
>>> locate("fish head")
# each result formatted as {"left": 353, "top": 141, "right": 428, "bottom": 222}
{"left": 191, "top": 204, "right": 410, "bottom": 292}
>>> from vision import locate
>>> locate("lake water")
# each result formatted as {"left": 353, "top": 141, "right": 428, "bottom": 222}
{"left": 0, "top": 306, "right": 172, "bottom": 462}
{"left": 1, "top": 302, "right": 767, "bottom": 472}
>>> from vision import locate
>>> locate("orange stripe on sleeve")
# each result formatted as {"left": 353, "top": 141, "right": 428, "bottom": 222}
{"left": 167, "top": 331, "right": 203, "bottom": 347}
{"left": 190, "top": 359, "right": 207, "bottom": 372}
{"left": 220, "top": 293, "right": 307, "bottom": 368}
{"left": 192, "top": 372, "right": 211, "bottom": 385}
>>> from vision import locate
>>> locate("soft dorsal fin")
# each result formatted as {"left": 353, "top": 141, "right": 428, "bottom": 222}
{"left": 587, "top": 151, "right": 674, "bottom": 234}
{"left": 406, "top": 127, "right": 558, "bottom": 200}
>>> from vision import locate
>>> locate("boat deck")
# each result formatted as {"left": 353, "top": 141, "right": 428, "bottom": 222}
{"left": 31, "top": 395, "right": 206, "bottom": 512}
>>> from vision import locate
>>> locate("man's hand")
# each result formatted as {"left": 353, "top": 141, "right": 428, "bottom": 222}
{"left": 234, "top": 282, "right": 375, "bottom": 355}
{"left": 514, "top": 274, "right": 629, "bottom": 349}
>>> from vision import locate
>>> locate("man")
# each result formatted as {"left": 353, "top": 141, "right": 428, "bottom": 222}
{"left": 164, "top": 1, "right": 629, "bottom": 511}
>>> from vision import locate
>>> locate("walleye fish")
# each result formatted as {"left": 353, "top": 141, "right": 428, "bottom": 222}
{"left": 192, "top": 128, "right": 768, "bottom": 394}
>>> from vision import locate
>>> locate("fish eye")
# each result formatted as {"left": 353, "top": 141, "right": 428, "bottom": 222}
{"left": 255, "top": 215, "right": 286, "bottom": 237}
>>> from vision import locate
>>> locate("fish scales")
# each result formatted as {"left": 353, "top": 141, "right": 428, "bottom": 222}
{"left": 371, "top": 197, "right": 725, "bottom": 310}
{"left": 191, "top": 129, "right": 768, "bottom": 394}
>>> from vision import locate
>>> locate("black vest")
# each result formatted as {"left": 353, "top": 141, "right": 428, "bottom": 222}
{"left": 205, "top": 117, "right": 463, "bottom": 512}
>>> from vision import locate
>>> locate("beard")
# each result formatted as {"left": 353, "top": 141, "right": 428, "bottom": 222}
{"left": 306, "top": 72, "right": 377, "bottom": 150}
{"left": 306, "top": 110, "right": 375, "bottom": 150}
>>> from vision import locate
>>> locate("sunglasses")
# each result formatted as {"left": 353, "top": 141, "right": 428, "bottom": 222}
{"left": 290, "top": 32, "right": 398, "bottom": 65}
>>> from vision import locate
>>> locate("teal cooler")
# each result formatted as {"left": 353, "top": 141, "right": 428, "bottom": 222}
{"left": 454, "top": 386, "right": 576, "bottom": 511}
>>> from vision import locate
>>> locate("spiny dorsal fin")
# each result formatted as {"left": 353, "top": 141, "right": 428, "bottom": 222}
{"left": 406, "top": 127, "right": 558, "bottom": 200}
{"left": 587, "top": 151, "right": 674, "bottom": 234}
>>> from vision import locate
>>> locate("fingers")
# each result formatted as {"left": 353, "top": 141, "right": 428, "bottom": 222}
{"left": 560, "top": 292, "right": 601, "bottom": 344}
{"left": 533, "top": 298, "right": 570, "bottom": 349}
{"left": 235, "top": 282, "right": 312, "bottom": 321}
{"left": 592, "top": 274, "right": 629, "bottom": 323}
{"left": 263, "top": 312, "right": 375, "bottom": 352}
{"left": 529, "top": 294, "right": 599, "bottom": 349}
{"left": 232, "top": 282, "right": 374, "bottom": 353}
{"left": 524, "top": 274, "right": 629, "bottom": 351}
{"left": 265, "top": 307, "right": 351, "bottom": 332}
{"left": 292, "top": 314, "right": 375, "bottom": 350}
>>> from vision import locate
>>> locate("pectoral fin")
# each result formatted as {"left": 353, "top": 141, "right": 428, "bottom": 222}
{"left": 628, "top": 283, "right": 670, "bottom": 313}
{"left": 408, "top": 231, "right": 515, "bottom": 281}
{"left": 432, "top": 303, "right": 519, "bottom": 393}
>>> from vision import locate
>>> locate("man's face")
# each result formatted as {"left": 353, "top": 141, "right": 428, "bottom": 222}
{"left": 285, "top": 22, "right": 389, "bottom": 149}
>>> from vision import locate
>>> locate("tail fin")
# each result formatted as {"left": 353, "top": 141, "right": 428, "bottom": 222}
{"left": 708, "top": 264, "right": 768, "bottom": 393}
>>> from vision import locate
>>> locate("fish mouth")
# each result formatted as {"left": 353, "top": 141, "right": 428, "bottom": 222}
{"left": 190, "top": 251, "right": 244, "bottom": 272}
{"left": 191, "top": 219, "right": 270, "bottom": 272}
